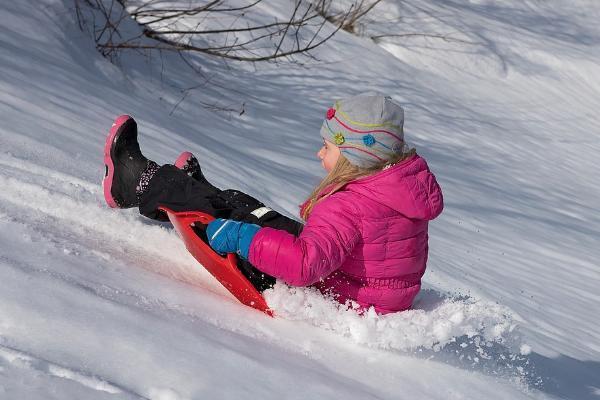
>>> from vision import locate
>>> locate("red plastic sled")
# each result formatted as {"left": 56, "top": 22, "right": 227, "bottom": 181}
{"left": 160, "top": 207, "right": 273, "bottom": 317}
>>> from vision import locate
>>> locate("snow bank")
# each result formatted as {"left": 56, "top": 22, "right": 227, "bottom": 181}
{"left": 265, "top": 282, "right": 535, "bottom": 384}
{"left": 266, "top": 283, "right": 515, "bottom": 350}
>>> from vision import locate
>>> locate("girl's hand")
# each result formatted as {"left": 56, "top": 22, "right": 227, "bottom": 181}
{"left": 206, "top": 218, "right": 261, "bottom": 260}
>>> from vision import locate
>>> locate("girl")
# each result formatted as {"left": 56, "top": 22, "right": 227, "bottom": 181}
{"left": 103, "top": 94, "right": 443, "bottom": 314}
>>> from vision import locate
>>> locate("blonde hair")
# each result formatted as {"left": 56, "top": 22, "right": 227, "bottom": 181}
{"left": 301, "top": 145, "right": 416, "bottom": 220}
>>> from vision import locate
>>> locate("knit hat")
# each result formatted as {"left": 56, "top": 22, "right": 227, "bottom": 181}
{"left": 320, "top": 94, "right": 405, "bottom": 168}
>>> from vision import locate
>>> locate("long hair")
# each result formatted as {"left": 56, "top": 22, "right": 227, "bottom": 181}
{"left": 300, "top": 145, "right": 416, "bottom": 220}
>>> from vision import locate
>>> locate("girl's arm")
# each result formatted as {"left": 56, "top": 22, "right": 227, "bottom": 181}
{"left": 248, "top": 195, "right": 360, "bottom": 286}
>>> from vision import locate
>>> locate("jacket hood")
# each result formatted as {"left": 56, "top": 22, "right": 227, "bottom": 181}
{"left": 345, "top": 154, "right": 443, "bottom": 220}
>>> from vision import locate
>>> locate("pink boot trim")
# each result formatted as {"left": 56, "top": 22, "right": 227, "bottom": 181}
{"left": 102, "top": 115, "right": 133, "bottom": 208}
{"left": 174, "top": 151, "right": 193, "bottom": 169}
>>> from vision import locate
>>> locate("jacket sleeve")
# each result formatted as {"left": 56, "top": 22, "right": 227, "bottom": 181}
{"left": 248, "top": 195, "right": 360, "bottom": 286}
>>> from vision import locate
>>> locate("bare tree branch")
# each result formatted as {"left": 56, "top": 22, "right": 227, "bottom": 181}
{"left": 371, "top": 32, "right": 478, "bottom": 45}
{"left": 75, "top": 0, "right": 382, "bottom": 63}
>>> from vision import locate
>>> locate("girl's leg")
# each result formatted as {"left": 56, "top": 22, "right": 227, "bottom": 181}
{"left": 135, "top": 162, "right": 276, "bottom": 291}
{"left": 138, "top": 164, "right": 230, "bottom": 220}
{"left": 216, "top": 189, "right": 304, "bottom": 236}
{"left": 103, "top": 116, "right": 231, "bottom": 221}
{"left": 103, "top": 116, "right": 303, "bottom": 236}
{"left": 176, "top": 152, "right": 304, "bottom": 236}
{"left": 104, "top": 117, "right": 274, "bottom": 291}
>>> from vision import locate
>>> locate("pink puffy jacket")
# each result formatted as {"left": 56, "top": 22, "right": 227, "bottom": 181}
{"left": 249, "top": 154, "right": 443, "bottom": 314}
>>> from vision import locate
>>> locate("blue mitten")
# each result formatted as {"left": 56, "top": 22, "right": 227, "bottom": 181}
{"left": 206, "top": 218, "right": 261, "bottom": 260}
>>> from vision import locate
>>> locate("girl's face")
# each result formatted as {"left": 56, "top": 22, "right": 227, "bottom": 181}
{"left": 317, "top": 139, "right": 340, "bottom": 172}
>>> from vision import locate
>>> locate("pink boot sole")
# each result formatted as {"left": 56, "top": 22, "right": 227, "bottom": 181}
{"left": 174, "top": 151, "right": 193, "bottom": 169}
{"left": 102, "top": 115, "right": 134, "bottom": 208}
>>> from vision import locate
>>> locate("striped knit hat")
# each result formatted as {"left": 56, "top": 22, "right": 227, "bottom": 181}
{"left": 320, "top": 94, "right": 405, "bottom": 168}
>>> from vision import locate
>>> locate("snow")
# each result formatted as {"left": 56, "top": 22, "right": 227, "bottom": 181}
{"left": 1, "top": 0, "right": 599, "bottom": 399}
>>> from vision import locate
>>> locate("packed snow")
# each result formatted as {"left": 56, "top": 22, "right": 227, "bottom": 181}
{"left": 1, "top": 0, "right": 599, "bottom": 399}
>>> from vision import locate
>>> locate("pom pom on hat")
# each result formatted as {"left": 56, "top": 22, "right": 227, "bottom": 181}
{"left": 363, "top": 134, "right": 375, "bottom": 147}
{"left": 326, "top": 108, "right": 336, "bottom": 120}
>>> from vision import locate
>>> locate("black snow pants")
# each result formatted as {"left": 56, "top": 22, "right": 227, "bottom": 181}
{"left": 138, "top": 165, "right": 303, "bottom": 291}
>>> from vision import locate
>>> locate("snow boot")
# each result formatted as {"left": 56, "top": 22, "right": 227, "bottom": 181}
{"left": 174, "top": 151, "right": 203, "bottom": 181}
{"left": 103, "top": 115, "right": 156, "bottom": 208}
{"left": 174, "top": 151, "right": 218, "bottom": 192}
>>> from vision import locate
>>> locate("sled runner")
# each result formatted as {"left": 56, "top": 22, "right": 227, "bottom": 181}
{"left": 160, "top": 207, "right": 273, "bottom": 317}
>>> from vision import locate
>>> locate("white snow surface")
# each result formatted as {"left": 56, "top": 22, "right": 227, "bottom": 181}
{"left": 1, "top": 0, "right": 599, "bottom": 399}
